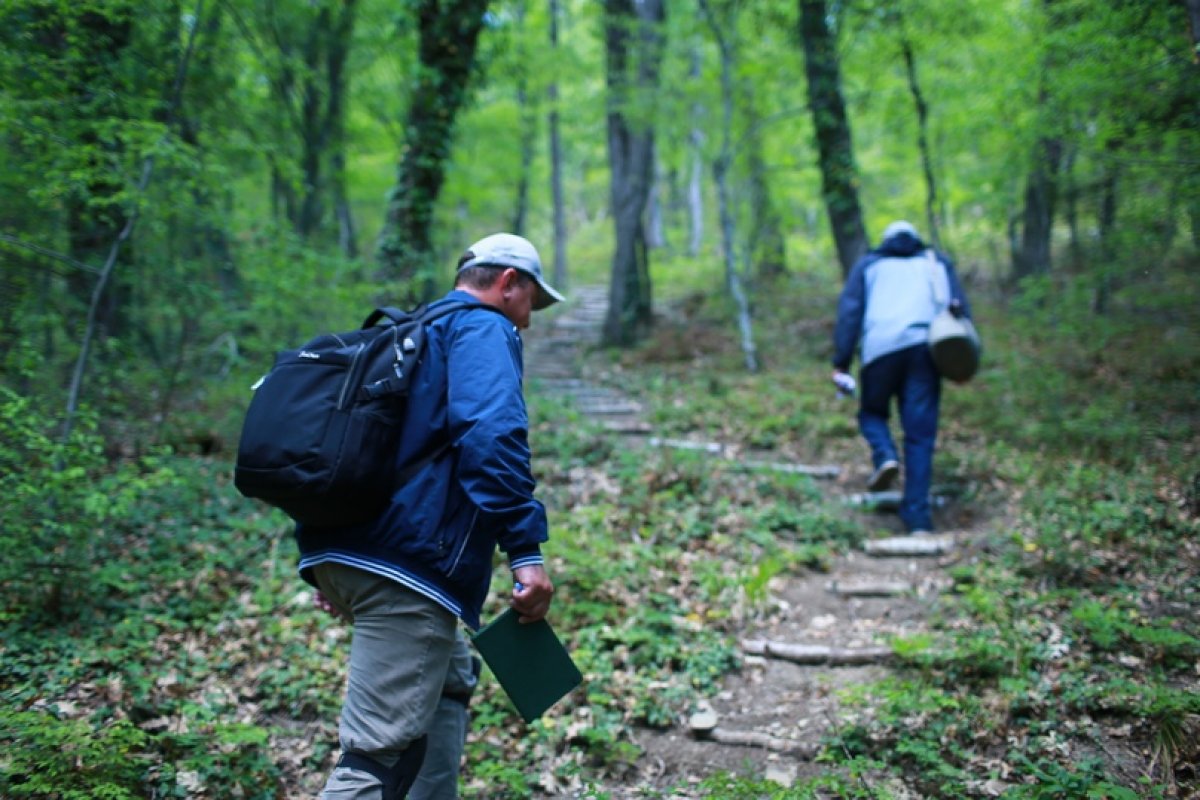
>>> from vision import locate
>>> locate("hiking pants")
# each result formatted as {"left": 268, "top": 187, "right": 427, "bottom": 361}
{"left": 313, "top": 563, "right": 477, "bottom": 799}
{"left": 857, "top": 343, "right": 942, "bottom": 532}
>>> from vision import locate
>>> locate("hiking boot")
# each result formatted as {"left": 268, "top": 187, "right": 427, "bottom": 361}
{"left": 866, "top": 459, "right": 900, "bottom": 492}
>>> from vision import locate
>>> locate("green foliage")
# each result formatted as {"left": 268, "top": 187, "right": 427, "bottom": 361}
{"left": 0, "top": 708, "right": 149, "bottom": 799}
{"left": 154, "top": 724, "right": 281, "bottom": 799}
{"left": 0, "top": 711, "right": 281, "bottom": 799}
{"left": 0, "top": 386, "right": 178, "bottom": 620}
{"left": 1001, "top": 754, "right": 1144, "bottom": 800}
{"left": 696, "top": 769, "right": 881, "bottom": 799}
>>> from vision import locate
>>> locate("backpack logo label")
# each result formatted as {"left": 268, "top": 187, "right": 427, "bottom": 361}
{"left": 299, "top": 351, "right": 321, "bottom": 360}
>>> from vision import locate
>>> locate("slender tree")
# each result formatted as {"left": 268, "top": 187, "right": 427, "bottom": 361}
{"left": 1012, "top": 0, "right": 1063, "bottom": 281}
{"left": 699, "top": 0, "right": 759, "bottom": 371}
{"left": 894, "top": 9, "right": 941, "bottom": 250}
{"left": 686, "top": 40, "right": 705, "bottom": 257}
{"left": 1187, "top": 0, "right": 1200, "bottom": 57}
{"left": 509, "top": 0, "right": 537, "bottom": 236}
{"left": 798, "top": 0, "right": 868, "bottom": 277}
{"left": 547, "top": 0, "right": 568, "bottom": 290}
{"left": 547, "top": 0, "right": 568, "bottom": 289}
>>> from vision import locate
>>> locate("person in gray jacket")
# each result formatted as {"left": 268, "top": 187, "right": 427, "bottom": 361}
{"left": 302, "top": 233, "right": 564, "bottom": 799}
{"left": 831, "top": 220, "right": 972, "bottom": 534}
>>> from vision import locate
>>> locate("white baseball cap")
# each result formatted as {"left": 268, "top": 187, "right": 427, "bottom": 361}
{"left": 458, "top": 233, "right": 565, "bottom": 310}
{"left": 881, "top": 220, "right": 919, "bottom": 242}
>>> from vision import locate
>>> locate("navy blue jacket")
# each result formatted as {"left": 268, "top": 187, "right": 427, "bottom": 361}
{"left": 833, "top": 232, "right": 972, "bottom": 371}
{"left": 295, "top": 290, "right": 547, "bottom": 630}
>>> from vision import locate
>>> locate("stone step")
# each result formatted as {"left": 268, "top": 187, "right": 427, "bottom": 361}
{"left": 826, "top": 578, "right": 914, "bottom": 597}
{"left": 574, "top": 399, "right": 643, "bottom": 415}
{"left": 842, "top": 491, "right": 950, "bottom": 510}
{"left": 742, "top": 639, "right": 893, "bottom": 665}
{"left": 863, "top": 534, "right": 955, "bottom": 556}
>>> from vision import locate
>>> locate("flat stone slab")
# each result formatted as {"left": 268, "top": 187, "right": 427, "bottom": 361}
{"left": 843, "top": 491, "right": 948, "bottom": 510}
{"left": 827, "top": 578, "right": 914, "bottom": 597}
{"left": 742, "top": 639, "right": 893, "bottom": 665}
{"left": 602, "top": 419, "right": 653, "bottom": 434}
{"left": 647, "top": 437, "right": 841, "bottom": 478}
{"left": 574, "top": 400, "right": 643, "bottom": 415}
{"left": 862, "top": 534, "right": 955, "bottom": 556}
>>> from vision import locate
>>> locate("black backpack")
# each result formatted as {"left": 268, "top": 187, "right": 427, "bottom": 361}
{"left": 233, "top": 300, "right": 499, "bottom": 527}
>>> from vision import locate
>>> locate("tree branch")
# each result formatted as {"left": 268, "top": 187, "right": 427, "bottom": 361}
{"left": 0, "top": 233, "right": 100, "bottom": 276}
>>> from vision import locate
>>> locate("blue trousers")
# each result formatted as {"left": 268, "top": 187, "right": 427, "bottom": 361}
{"left": 858, "top": 344, "right": 941, "bottom": 532}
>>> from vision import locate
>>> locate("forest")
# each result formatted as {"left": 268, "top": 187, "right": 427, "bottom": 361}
{"left": 1, "top": 0, "right": 1198, "bottom": 797}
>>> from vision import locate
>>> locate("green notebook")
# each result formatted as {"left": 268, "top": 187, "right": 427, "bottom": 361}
{"left": 471, "top": 608, "right": 583, "bottom": 723}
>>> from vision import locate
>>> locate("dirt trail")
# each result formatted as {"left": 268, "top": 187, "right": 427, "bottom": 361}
{"left": 523, "top": 288, "right": 982, "bottom": 794}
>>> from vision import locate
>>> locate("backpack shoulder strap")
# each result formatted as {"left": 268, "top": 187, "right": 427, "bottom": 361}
{"left": 419, "top": 299, "right": 506, "bottom": 324}
{"left": 924, "top": 248, "right": 950, "bottom": 309}
{"left": 362, "top": 300, "right": 506, "bottom": 330}
{"left": 363, "top": 304, "right": 424, "bottom": 329}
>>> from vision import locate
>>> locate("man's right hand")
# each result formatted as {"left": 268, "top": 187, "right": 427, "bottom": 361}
{"left": 511, "top": 563, "right": 554, "bottom": 624}
{"left": 831, "top": 370, "right": 857, "bottom": 396}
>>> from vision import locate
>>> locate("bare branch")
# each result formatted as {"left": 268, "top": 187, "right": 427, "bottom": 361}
{"left": 0, "top": 233, "right": 101, "bottom": 276}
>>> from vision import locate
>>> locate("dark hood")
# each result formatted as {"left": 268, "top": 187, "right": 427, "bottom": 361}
{"left": 875, "top": 232, "right": 926, "bottom": 258}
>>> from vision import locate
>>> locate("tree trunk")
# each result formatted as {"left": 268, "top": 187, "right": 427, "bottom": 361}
{"left": 645, "top": 145, "right": 667, "bottom": 249}
{"left": 376, "top": 0, "right": 490, "bottom": 301}
{"left": 1189, "top": 173, "right": 1200, "bottom": 251}
{"left": 296, "top": 13, "right": 325, "bottom": 239}
{"left": 1093, "top": 159, "right": 1120, "bottom": 314}
{"left": 899, "top": 31, "right": 941, "bottom": 251}
{"left": 1014, "top": 131, "right": 1062, "bottom": 280}
{"left": 602, "top": 0, "right": 665, "bottom": 348}
{"left": 511, "top": 1, "right": 535, "bottom": 236}
{"left": 1013, "top": 0, "right": 1064, "bottom": 283}
{"left": 686, "top": 36, "right": 705, "bottom": 258}
{"left": 175, "top": 7, "right": 241, "bottom": 296}
{"left": 334, "top": 151, "right": 358, "bottom": 258}
{"left": 699, "top": 0, "right": 759, "bottom": 372}
{"left": 1187, "top": 0, "right": 1200, "bottom": 60}
{"left": 1062, "top": 147, "right": 1079, "bottom": 269}
{"left": 548, "top": 0, "right": 568, "bottom": 290}
{"left": 798, "top": 0, "right": 868, "bottom": 278}
{"left": 512, "top": 81, "right": 536, "bottom": 235}
{"left": 743, "top": 94, "right": 786, "bottom": 279}
{"left": 327, "top": 0, "right": 357, "bottom": 256}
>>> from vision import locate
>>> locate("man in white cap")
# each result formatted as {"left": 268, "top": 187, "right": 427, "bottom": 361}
{"left": 298, "top": 233, "right": 563, "bottom": 799}
{"left": 831, "top": 221, "right": 972, "bottom": 535}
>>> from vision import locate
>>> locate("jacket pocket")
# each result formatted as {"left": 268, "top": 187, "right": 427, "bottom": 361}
{"left": 444, "top": 508, "right": 479, "bottom": 577}
{"left": 435, "top": 490, "right": 480, "bottom": 577}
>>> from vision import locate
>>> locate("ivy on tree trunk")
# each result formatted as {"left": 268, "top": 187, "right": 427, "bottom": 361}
{"left": 798, "top": 0, "right": 867, "bottom": 278}
{"left": 376, "top": 0, "right": 489, "bottom": 302}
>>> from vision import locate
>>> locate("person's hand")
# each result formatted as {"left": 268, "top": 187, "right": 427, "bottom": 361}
{"left": 313, "top": 590, "right": 350, "bottom": 622}
{"left": 831, "top": 370, "right": 856, "bottom": 396}
{"left": 511, "top": 563, "right": 554, "bottom": 624}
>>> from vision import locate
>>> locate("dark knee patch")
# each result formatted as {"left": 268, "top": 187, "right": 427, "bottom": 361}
{"left": 337, "top": 735, "right": 427, "bottom": 799}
